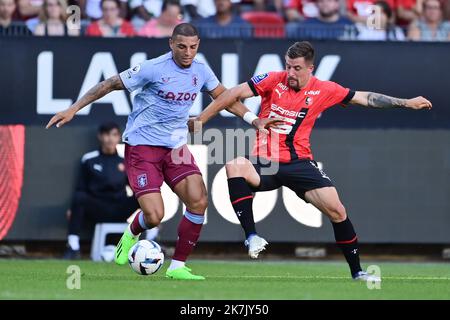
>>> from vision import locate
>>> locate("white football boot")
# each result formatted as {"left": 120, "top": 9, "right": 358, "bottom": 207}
{"left": 352, "top": 271, "right": 382, "bottom": 282}
{"left": 244, "top": 234, "right": 269, "bottom": 259}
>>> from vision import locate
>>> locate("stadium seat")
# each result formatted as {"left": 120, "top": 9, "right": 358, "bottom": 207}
{"left": 90, "top": 222, "right": 128, "bottom": 261}
{"left": 241, "top": 11, "right": 285, "bottom": 38}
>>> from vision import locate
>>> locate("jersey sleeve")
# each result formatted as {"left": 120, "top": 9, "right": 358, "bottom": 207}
{"left": 320, "top": 81, "right": 355, "bottom": 111}
{"left": 247, "top": 72, "right": 279, "bottom": 97}
{"left": 119, "top": 59, "right": 155, "bottom": 92}
{"left": 201, "top": 63, "right": 220, "bottom": 92}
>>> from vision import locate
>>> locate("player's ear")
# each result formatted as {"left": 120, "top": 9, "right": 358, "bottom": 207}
{"left": 169, "top": 37, "right": 174, "bottom": 50}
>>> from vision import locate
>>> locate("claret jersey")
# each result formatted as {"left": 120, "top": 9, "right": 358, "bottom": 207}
{"left": 248, "top": 72, "right": 354, "bottom": 163}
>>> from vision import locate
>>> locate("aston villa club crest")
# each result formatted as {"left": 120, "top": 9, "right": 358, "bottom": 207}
{"left": 137, "top": 174, "right": 148, "bottom": 188}
{"left": 192, "top": 75, "right": 198, "bottom": 87}
{"left": 305, "top": 96, "right": 313, "bottom": 106}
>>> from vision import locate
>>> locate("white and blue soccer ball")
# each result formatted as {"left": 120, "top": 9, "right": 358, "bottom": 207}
{"left": 128, "top": 240, "right": 164, "bottom": 275}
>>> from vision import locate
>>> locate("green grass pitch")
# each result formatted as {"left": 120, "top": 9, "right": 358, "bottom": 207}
{"left": 0, "top": 259, "right": 449, "bottom": 300}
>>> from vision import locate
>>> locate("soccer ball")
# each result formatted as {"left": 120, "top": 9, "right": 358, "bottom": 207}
{"left": 128, "top": 240, "right": 164, "bottom": 275}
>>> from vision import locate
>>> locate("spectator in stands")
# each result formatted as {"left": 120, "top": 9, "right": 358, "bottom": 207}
{"left": 138, "top": 0, "right": 183, "bottom": 37}
{"left": 34, "top": 0, "right": 80, "bottom": 35}
{"left": 0, "top": 0, "right": 32, "bottom": 35}
{"left": 79, "top": 0, "right": 102, "bottom": 20}
{"left": 355, "top": 0, "right": 405, "bottom": 40}
{"left": 284, "top": 0, "right": 319, "bottom": 22}
{"left": 86, "top": 0, "right": 135, "bottom": 37}
{"left": 250, "top": 0, "right": 283, "bottom": 12}
{"left": 63, "top": 122, "right": 157, "bottom": 260}
{"left": 129, "top": 0, "right": 163, "bottom": 31}
{"left": 194, "top": 0, "right": 252, "bottom": 38}
{"left": 16, "top": 0, "right": 43, "bottom": 32}
{"left": 286, "top": 0, "right": 355, "bottom": 40}
{"left": 445, "top": 0, "right": 450, "bottom": 20}
{"left": 78, "top": 0, "right": 128, "bottom": 20}
{"left": 17, "top": 0, "right": 43, "bottom": 19}
{"left": 408, "top": 0, "right": 450, "bottom": 41}
{"left": 396, "top": 0, "right": 421, "bottom": 26}
{"left": 346, "top": 0, "right": 395, "bottom": 24}
{"left": 180, "top": 0, "right": 216, "bottom": 21}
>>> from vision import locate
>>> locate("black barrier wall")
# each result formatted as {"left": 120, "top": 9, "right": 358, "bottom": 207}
{"left": 1, "top": 37, "right": 449, "bottom": 242}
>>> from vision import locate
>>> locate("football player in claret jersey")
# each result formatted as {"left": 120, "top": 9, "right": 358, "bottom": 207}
{"left": 46, "top": 23, "right": 277, "bottom": 280}
{"left": 194, "top": 41, "right": 432, "bottom": 282}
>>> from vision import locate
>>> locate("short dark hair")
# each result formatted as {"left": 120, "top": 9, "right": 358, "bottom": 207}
{"left": 286, "top": 41, "right": 315, "bottom": 64}
{"left": 101, "top": 0, "right": 121, "bottom": 9}
{"left": 98, "top": 122, "right": 120, "bottom": 134}
{"left": 374, "top": 0, "right": 393, "bottom": 19}
{"left": 171, "top": 23, "right": 199, "bottom": 39}
{"left": 162, "top": 0, "right": 181, "bottom": 12}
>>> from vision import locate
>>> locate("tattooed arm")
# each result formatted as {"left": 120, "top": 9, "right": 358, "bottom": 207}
{"left": 46, "top": 75, "right": 125, "bottom": 129}
{"left": 350, "top": 91, "right": 432, "bottom": 110}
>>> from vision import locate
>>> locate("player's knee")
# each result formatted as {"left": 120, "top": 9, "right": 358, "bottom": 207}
{"left": 142, "top": 209, "right": 163, "bottom": 227}
{"left": 225, "top": 160, "right": 240, "bottom": 177}
{"left": 327, "top": 203, "right": 347, "bottom": 223}
{"left": 225, "top": 157, "right": 249, "bottom": 178}
{"left": 199, "top": 194, "right": 208, "bottom": 211}
{"left": 188, "top": 193, "right": 208, "bottom": 213}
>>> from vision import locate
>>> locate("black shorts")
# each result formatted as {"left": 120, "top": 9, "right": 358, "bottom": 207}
{"left": 249, "top": 157, "right": 334, "bottom": 200}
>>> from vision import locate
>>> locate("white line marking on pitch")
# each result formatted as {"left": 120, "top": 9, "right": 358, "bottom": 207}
{"left": 207, "top": 275, "right": 450, "bottom": 281}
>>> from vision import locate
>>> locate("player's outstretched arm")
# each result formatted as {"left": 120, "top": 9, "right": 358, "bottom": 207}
{"left": 198, "top": 83, "right": 255, "bottom": 124}
{"left": 191, "top": 83, "right": 283, "bottom": 133}
{"left": 202, "top": 83, "right": 248, "bottom": 119}
{"left": 45, "top": 75, "right": 125, "bottom": 129}
{"left": 350, "top": 91, "right": 432, "bottom": 110}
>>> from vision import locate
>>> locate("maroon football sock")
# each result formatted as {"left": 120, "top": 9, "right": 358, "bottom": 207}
{"left": 172, "top": 210, "right": 204, "bottom": 262}
{"left": 129, "top": 211, "right": 149, "bottom": 235}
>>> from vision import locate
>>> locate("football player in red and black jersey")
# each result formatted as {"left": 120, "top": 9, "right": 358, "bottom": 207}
{"left": 194, "top": 41, "right": 432, "bottom": 281}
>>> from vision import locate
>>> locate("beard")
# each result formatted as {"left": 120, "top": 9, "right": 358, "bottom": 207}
{"left": 320, "top": 9, "right": 338, "bottom": 19}
{"left": 288, "top": 78, "right": 299, "bottom": 90}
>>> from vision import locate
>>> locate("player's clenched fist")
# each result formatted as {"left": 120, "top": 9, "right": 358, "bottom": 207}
{"left": 45, "top": 108, "right": 77, "bottom": 129}
{"left": 252, "top": 118, "right": 284, "bottom": 134}
{"left": 406, "top": 96, "right": 433, "bottom": 110}
{"left": 187, "top": 117, "right": 203, "bottom": 133}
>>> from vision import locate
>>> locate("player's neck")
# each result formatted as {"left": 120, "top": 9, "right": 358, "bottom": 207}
{"left": 0, "top": 17, "right": 12, "bottom": 27}
{"left": 216, "top": 13, "right": 233, "bottom": 25}
{"left": 426, "top": 20, "right": 441, "bottom": 29}
{"left": 172, "top": 57, "right": 191, "bottom": 69}
{"left": 318, "top": 13, "right": 340, "bottom": 23}
{"left": 101, "top": 146, "right": 117, "bottom": 155}
{"left": 291, "top": 76, "right": 312, "bottom": 92}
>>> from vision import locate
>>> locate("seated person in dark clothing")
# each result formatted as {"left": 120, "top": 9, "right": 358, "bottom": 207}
{"left": 194, "top": 0, "right": 252, "bottom": 38}
{"left": 64, "top": 122, "right": 143, "bottom": 259}
{"left": 286, "top": 0, "right": 355, "bottom": 40}
{"left": 0, "top": 0, "right": 32, "bottom": 36}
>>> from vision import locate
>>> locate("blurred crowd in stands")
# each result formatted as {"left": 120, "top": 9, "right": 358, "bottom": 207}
{"left": 0, "top": 0, "right": 449, "bottom": 40}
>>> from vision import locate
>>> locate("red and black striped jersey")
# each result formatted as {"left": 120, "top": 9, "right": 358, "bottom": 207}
{"left": 248, "top": 71, "right": 354, "bottom": 163}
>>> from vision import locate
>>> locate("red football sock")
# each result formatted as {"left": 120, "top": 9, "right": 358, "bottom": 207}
{"left": 172, "top": 211, "right": 204, "bottom": 262}
{"left": 130, "top": 211, "right": 148, "bottom": 235}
